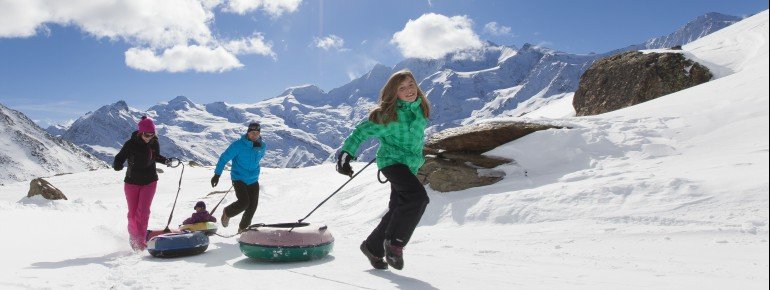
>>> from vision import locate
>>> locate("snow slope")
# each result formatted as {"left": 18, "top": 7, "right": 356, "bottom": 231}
{"left": 0, "top": 103, "right": 107, "bottom": 185}
{"left": 0, "top": 10, "right": 767, "bottom": 290}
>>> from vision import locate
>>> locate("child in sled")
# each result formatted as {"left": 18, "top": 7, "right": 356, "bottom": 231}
{"left": 183, "top": 201, "right": 217, "bottom": 225}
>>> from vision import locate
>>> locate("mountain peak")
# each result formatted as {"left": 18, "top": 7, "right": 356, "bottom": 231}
{"left": 280, "top": 85, "right": 329, "bottom": 106}
{"left": 92, "top": 100, "right": 129, "bottom": 115}
{"left": 156, "top": 95, "right": 199, "bottom": 112}
{"left": 169, "top": 95, "right": 193, "bottom": 104}
{"left": 112, "top": 100, "right": 129, "bottom": 110}
{"left": 371, "top": 63, "right": 390, "bottom": 70}
{"left": 639, "top": 12, "right": 742, "bottom": 50}
{"left": 700, "top": 12, "right": 739, "bottom": 20}
{"left": 687, "top": 12, "right": 742, "bottom": 26}
{"left": 1, "top": 103, "right": 107, "bottom": 184}
{"left": 281, "top": 84, "right": 324, "bottom": 96}
{"left": 519, "top": 43, "right": 551, "bottom": 54}
{"left": 367, "top": 63, "right": 392, "bottom": 77}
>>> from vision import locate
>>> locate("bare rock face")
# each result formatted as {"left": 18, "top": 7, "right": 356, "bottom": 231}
{"left": 573, "top": 51, "right": 712, "bottom": 116}
{"left": 426, "top": 122, "right": 563, "bottom": 153}
{"left": 419, "top": 121, "right": 559, "bottom": 192}
{"left": 27, "top": 178, "right": 67, "bottom": 200}
{"left": 418, "top": 156, "right": 508, "bottom": 192}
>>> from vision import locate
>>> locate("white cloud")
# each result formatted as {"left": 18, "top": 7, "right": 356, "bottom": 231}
{"left": 222, "top": 0, "right": 302, "bottom": 17}
{"left": 125, "top": 45, "right": 243, "bottom": 73}
{"left": 0, "top": 0, "right": 214, "bottom": 48}
{"left": 534, "top": 41, "right": 555, "bottom": 50}
{"left": 483, "top": 22, "right": 512, "bottom": 36}
{"left": 313, "top": 34, "right": 345, "bottom": 51}
{"left": 224, "top": 34, "right": 276, "bottom": 58}
{"left": 0, "top": 0, "right": 50, "bottom": 37}
{"left": 0, "top": 0, "right": 296, "bottom": 73}
{"left": 346, "top": 56, "right": 379, "bottom": 80}
{"left": 391, "top": 13, "right": 483, "bottom": 59}
{"left": 200, "top": 0, "right": 226, "bottom": 9}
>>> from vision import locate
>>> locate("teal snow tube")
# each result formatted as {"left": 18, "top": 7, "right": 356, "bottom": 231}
{"left": 238, "top": 223, "right": 334, "bottom": 262}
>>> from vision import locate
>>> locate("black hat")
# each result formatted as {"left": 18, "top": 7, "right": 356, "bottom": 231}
{"left": 247, "top": 122, "right": 261, "bottom": 133}
{"left": 194, "top": 201, "right": 206, "bottom": 209}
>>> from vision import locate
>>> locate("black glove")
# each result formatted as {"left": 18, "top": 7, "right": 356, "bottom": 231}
{"left": 164, "top": 158, "right": 174, "bottom": 167}
{"left": 113, "top": 164, "right": 123, "bottom": 171}
{"left": 211, "top": 174, "right": 220, "bottom": 187}
{"left": 336, "top": 151, "right": 354, "bottom": 177}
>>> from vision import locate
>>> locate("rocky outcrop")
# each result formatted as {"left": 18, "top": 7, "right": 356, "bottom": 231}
{"left": 417, "top": 157, "right": 507, "bottom": 193}
{"left": 27, "top": 178, "right": 67, "bottom": 200}
{"left": 573, "top": 51, "right": 712, "bottom": 116}
{"left": 425, "top": 122, "right": 564, "bottom": 153}
{"left": 418, "top": 121, "right": 561, "bottom": 192}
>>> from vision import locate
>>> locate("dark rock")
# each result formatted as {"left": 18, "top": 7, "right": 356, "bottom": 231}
{"left": 432, "top": 151, "right": 511, "bottom": 169}
{"left": 418, "top": 156, "right": 505, "bottom": 192}
{"left": 670, "top": 45, "right": 683, "bottom": 50}
{"left": 27, "top": 178, "right": 67, "bottom": 200}
{"left": 156, "top": 168, "right": 164, "bottom": 173}
{"left": 417, "top": 121, "right": 556, "bottom": 192}
{"left": 188, "top": 161, "right": 201, "bottom": 167}
{"left": 573, "top": 51, "right": 712, "bottom": 116}
{"left": 425, "top": 121, "right": 564, "bottom": 153}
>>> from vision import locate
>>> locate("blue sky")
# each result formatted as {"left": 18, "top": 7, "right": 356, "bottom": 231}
{"left": 0, "top": 0, "right": 767, "bottom": 126}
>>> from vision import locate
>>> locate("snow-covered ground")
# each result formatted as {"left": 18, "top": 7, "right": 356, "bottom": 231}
{"left": 0, "top": 10, "right": 767, "bottom": 290}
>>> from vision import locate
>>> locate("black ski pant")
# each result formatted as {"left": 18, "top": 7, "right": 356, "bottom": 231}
{"left": 364, "top": 163, "right": 429, "bottom": 257}
{"left": 224, "top": 180, "right": 260, "bottom": 230}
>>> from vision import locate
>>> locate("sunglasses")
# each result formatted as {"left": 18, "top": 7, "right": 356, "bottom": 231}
{"left": 142, "top": 132, "right": 156, "bottom": 138}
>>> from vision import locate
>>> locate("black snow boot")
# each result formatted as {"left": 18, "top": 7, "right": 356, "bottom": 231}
{"left": 383, "top": 239, "right": 404, "bottom": 270}
{"left": 360, "top": 241, "right": 388, "bottom": 269}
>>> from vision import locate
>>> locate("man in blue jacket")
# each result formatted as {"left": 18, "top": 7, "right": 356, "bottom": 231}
{"left": 211, "top": 122, "right": 266, "bottom": 232}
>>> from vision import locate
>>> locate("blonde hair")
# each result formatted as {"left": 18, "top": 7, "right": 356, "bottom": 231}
{"left": 368, "top": 69, "right": 431, "bottom": 124}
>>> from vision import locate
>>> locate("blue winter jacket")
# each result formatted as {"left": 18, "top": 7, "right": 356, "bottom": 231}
{"left": 214, "top": 135, "right": 266, "bottom": 185}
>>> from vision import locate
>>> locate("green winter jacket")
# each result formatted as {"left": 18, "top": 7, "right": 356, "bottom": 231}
{"left": 341, "top": 98, "right": 428, "bottom": 174}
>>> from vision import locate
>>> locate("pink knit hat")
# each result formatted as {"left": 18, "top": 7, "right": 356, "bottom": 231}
{"left": 137, "top": 116, "right": 156, "bottom": 133}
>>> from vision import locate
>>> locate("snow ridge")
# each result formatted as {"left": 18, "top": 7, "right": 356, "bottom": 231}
{"left": 0, "top": 103, "right": 107, "bottom": 184}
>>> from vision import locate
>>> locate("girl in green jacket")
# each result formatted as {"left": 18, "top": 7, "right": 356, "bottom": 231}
{"left": 336, "top": 69, "right": 431, "bottom": 271}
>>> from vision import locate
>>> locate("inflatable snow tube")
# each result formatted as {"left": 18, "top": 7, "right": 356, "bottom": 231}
{"left": 146, "top": 229, "right": 181, "bottom": 241}
{"left": 179, "top": 222, "right": 218, "bottom": 236}
{"left": 147, "top": 231, "right": 209, "bottom": 258}
{"left": 238, "top": 223, "right": 334, "bottom": 262}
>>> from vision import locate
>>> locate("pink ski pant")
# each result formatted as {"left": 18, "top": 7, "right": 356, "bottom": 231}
{"left": 124, "top": 181, "right": 157, "bottom": 247}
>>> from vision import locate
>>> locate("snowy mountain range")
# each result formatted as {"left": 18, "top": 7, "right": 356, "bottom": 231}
{"left": 42, "top": 12, "right": 743, "bottom": 169}
{"left": 621, "top": 12, "right": 745, "bottom": 51}
{"left": 0, "top": 103, "right": 106, "bottom": 185}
